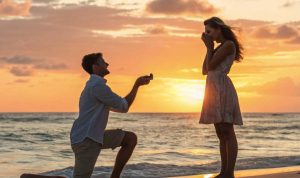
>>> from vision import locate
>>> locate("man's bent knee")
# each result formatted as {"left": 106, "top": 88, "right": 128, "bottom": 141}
{"left": 122, "top": 131, "right": 138, "bottom": 147}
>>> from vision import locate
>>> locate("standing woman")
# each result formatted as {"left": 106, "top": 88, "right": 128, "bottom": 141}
{"left": 199, "top": 17, "right": 244, "bottom": 178}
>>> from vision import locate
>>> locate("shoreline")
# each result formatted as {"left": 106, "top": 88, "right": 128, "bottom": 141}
{"left": 170, "top": 165, "right": 300, "bottom": 178}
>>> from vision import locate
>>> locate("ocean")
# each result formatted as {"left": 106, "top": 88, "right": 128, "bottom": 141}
{"left": 0, "top": 112, "right": 299, "bottom": 178}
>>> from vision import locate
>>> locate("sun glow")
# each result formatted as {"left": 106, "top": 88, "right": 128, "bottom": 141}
{"left": 169, "top": 79, "right": 205, "bottom": 105}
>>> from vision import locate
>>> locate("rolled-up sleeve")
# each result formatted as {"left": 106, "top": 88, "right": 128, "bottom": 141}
{"left": 92, "top": 84, "right": 128, "bottom": 113}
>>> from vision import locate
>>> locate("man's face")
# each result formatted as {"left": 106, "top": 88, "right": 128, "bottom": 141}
{"left": 92, "top": 57, "right": 110, "bottom": 77}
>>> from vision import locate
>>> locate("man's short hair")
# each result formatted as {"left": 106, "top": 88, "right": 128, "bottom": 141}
{"left": 81, "top": 53, "right": 102, "bottom": 74}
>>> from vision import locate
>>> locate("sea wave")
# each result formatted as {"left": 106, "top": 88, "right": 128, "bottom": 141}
{"left": 41, "top": 156, "right": 300, "bottom": 178}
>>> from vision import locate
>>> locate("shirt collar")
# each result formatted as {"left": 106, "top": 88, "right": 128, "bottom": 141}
{"left": 90, "top": 74, "right": 107, "bottom": 83}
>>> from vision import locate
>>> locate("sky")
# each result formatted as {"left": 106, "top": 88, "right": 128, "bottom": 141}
{"left": 0, "top": 0, "right": 300, "bottom": 112}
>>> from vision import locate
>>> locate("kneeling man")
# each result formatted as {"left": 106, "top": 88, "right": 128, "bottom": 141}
{"left": 70, "top": 52, "right": 153, "bottom": 178}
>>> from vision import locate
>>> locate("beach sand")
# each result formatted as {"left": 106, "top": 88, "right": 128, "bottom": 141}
{"left": 170, "top": 166, "right": 300, "bottom": 178}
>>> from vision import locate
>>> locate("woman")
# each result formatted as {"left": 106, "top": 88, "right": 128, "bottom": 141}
{"left": 199, "top": 17, "right": 244, "bottom": 178}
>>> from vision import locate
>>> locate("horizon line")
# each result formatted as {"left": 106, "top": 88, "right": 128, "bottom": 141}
{"left": 0, "top": 111, "right": 300, "bottom": 114}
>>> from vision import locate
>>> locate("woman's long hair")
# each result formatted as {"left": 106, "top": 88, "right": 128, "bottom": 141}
{"left": 204, "top": 17, "right": 244, "bottom": 62}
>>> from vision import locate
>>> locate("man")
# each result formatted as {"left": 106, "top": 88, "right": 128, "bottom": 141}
{"left": 70, "top": 52, "right": 153, "bottom": 178}
{"left": 20, "top": 52, "right": 151, "bottom": 178}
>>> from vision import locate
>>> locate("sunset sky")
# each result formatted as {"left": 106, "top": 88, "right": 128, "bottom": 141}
{"left": 0, "top": 0, "right": 300, "bottom": 112}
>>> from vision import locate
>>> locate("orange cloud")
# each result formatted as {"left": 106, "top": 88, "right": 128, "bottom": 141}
{"left": 237, "top": 77, "right": 300, "bottom": 112}
{"left": 0, "top": 0, "right": 31, "bottom": 17}
{"left": 14, "top": 78, "right": 29, "bottom": 83}
{"left": 0, "top": 55, "right": 37, "bottom": 64}
{"left": 253, "top": 25, "right": 299, "bottom": 39}
{"left": 0, "top": 55, "right": 68, "bottom": 77}
{"left": 146, "top": 0, "right": 219, "bottom": 16}
{"left": 144, "top": 25, "right": 168, "bottom": 35}
{"left": 33, "top": 63, "right": 67, "bottom": 70}
{"left": 288, "top": 36, "right": 300, "bottom": 44}
{"left": 281, "top": 0, "right": 300, "bottom": 7}
{"left": 10, "top": 66, "right": 32, "bottom": 76}
{"left": 239, "top": 77, "right": 300, "bottom": 97}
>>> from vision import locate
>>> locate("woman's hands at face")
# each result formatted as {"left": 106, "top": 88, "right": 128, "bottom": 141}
{"left": 201, "top": 32, "right": 214, "bottom": 50}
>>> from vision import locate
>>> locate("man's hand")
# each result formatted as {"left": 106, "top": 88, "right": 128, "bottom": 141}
{"left": 125, "top": 73, "right": 153, "bottom": 110}
{"left": 135, "top": 74, "right": 153, "bottom": 86}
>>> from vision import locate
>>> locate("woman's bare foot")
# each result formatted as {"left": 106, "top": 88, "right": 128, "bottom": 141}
{"left": 222, "top": 173, "right": 235, "bottom": 178}
{"left": 214, "top": 173, "right": 226, "bottom": 178}
{"left": 214, "top": 174, "right": 224, "bottom": 178}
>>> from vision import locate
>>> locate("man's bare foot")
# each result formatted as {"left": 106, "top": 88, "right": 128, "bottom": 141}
{"left": 20, "top": 174, "right": 65, "bottom": 178}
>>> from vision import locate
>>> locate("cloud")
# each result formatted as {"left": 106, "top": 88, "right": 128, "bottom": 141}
{"left": 14, "top": 78, "right": 29, "bottom": 83}
{"left": 288, "top": 36, "right": 300, "bottom": 44}
{"left": 144, "top": 25, "right": 168, "bottom": 34}
{"left": 281, "top": 0, "right": 300, "bottom": 7}
{"left": 277, "top": 25, "right": 299, "bottom": 38}
{"left": 282, "top": 1, "right": 292, "bottom": 7}
{"left": 0, "top": 4, "right": 298, "bottom": 78}
{"left": 0, "top": 55, "right": 68, "bottom": 77}
{"left": 251, "top": 24, "right": 300, "bottom": 45}
{"left": 180, "top": 68, "right": 200, "bottom": 73}
{"left": 239, "top": 77, "right": 300, "bottom": 97}
{"left": 0, "top": 55, "right": 67, "bottom": 69}
{"left": 29, "top": 5, "right": 131, "bottom": 30}
{"left": 115, "top": 2, "right": 139, "bottom": 7}
{"left": 253, "top": 25, "right": 299, "bottom": 39}
{"left": 0, "top": 5, "right": 206, "bottom": 75}
{"left": 146, "top": 0, "right": 219, "bottom": 16}
{"left": 0, "top": 0, "right": 31, "bottom": 17}
{"left": 228, "top": 19, "right": 272, "bottom": 27}
{"left": 0, "top": 5, "right": 269, "bottom": 44}
{"left": 0, "top": 55, "right": 38, "bottom": 64}
{"left": 10, "top": 66, "right": 32, "bottom": 76}
{"left": 33, "top": 63, "right": 67, "bottom": 70}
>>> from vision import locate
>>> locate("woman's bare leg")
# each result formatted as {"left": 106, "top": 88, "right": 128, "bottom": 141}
{"left": 225, "top": 125, "right": 237, "bottom": 178}
{"left": 219, "top": 123, "right": 237, "bottom": 178}
{"left": 214, "top": 124, "right": 227, "bottom": 178}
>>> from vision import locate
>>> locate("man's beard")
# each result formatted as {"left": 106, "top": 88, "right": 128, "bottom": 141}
{"left": 103, "top": 69, "right": 110, "bottom": 76}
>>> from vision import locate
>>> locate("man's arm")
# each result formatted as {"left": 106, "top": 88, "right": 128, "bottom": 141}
{"left": 125, "top": 83, "right": 139, "bottom": 109}
{"left": 125, "top": 75, "right": 151, "bottom": 109}
{"left": 109, "top": 75, "right": 152, "bottom": 113}
{"left": 93, "top": 83, "right": 129, "bottom": 113}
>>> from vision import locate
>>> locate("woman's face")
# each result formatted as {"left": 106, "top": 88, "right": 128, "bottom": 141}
{"left": 205, "top": 25, "right": 221, "bottom": 42}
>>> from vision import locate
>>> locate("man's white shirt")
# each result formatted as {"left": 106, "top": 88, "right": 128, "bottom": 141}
{"left": 70, "top": 74, "right": 128, "bottom": 145}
